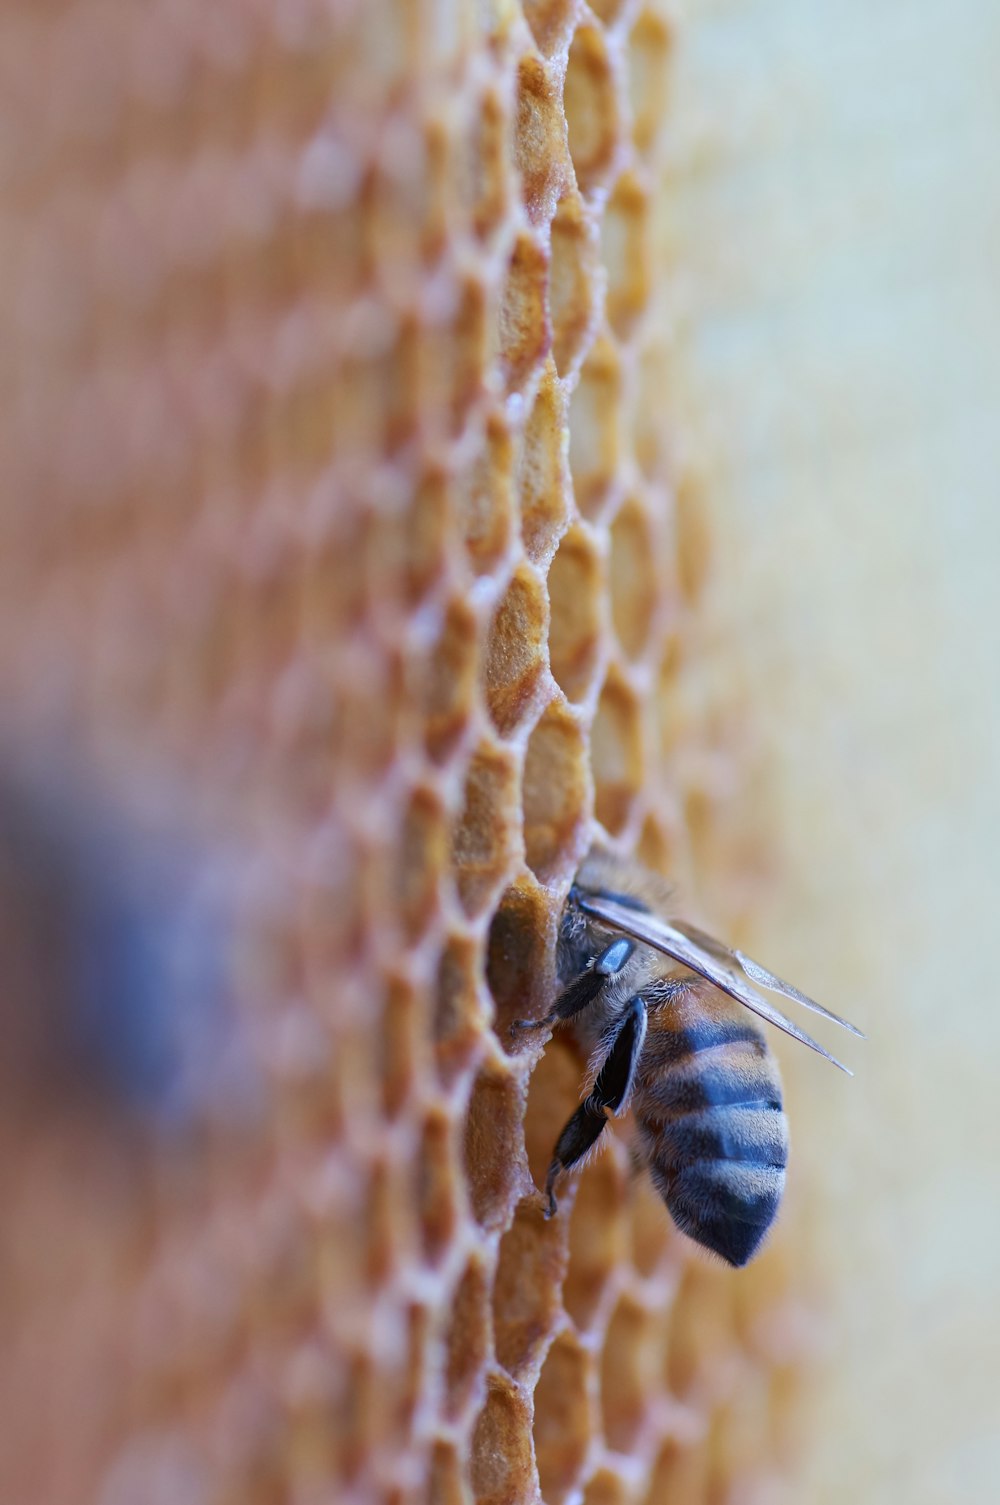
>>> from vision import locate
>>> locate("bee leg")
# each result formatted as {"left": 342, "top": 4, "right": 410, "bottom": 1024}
{"left": 511, "top": 938, "right": 635, "bottom": 1035}
{"left": 543, "top": 994, "right": 647, "bottom": 1216}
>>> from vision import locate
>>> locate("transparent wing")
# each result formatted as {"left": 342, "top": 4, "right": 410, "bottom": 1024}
{"left": 573, "top": 892, "right": 862, "bottom": 1074}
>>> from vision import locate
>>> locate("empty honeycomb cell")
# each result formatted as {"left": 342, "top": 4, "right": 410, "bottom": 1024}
{"left": 627, "top": 8, "right": 673, "bottom": 158}
{"left": 582, "top": 1468, "right": 630, "bottom": 1505}
{"left": 485, "top": 880, "right": 557, "bottom": 1046}
{"left": 379, "top": 974, "right": 427, "bottom": 1122}
{"left": 675, "top": 470, "right": 712, "bottom": 603}
{"left": 417, "top": 277, "right": 489, "bottom": 442}
{"left": 496, "top": 232, "right": 551, "bottom": 396}
{"left": 521, "top": 702, "right": 589, "bottom": 883}
{"left": 427, "top": 1438, "right": 465, "bottom": 1505}
{"left": 600, "top": 1295, "right": 666, "bottom": 1455}
{"left": 549, "top": 192, "right": 601, "bottom": 377}
{"left": 444, "top": 1253, "right": 492, "bottom": 1422}
{"left": 631, "top": 342, "right": 672, "bottom": 485}
{"left": 609, "top": 496, "right": 658, "bottom": 660}
{"left": 365, "top": 1152, "right": 415, "bottom": 1288}
{"left": 591, "top": 672, "right": 643, "bottom": 835}
{"left": 369, "top": 111, "right": 450, "bottom": 300}
{"left": 643, "top": 1439, "right": 709, "bottom": 1505}
{"left": 492, "top": 1199, "right": 566, "bottom": 1378}
{"left": 630, "top": 1176, "right": 675, "bottom": 1281}
{"left": 532, "top": 1331, "right": 592, "bottom": 1504}
{"left": 418, "top": 1109, "right": 460, "bottom": 1267}
{"left": 463, "top": 1059, "right": 526, "bottom": 1231}
{"left": 456, "top": 83, "right": 512, "bottom": 241}
{"left": 470, "top": 1374, "right": 533, "bottom": 1505}
{"left": 417, "top": 599, "right": 480, "bottom": 766}
{"left": 562, "top": 1146, "right": 629, "bottom": 1331}
{"left": 568, "top": 337, "right": 622, "bottom": 518}
{"left": 335, "top": 641, "right": 405, "bottom": 779}
{"left": 397, "top": 786, "right": 449, "bottom": 943}
{"left": 457, "top": 411, "right": 515, "bottom": 577}
{"left": 563, "top": 25, "right": 622, "bottom": 199}
{"left": 521, "top": 0, "right": 577, "bottom": 57}
{"left": 518, "top": 367, "right": 570, "bottom": 566}
{"left": 376, "top": 466, "right": 453, "bottom": 613}
{"left": 602, "top": 172, "right": 650, "bottom": 341}
{"left": 514, "top": 53, "right": 573, "bottom": 225}
{"left": 451, "top": 742, "right": 519, "bottom": 919}
{"left": 481, "top": 565, "right": 548, "bottom": 736}
{"left": 665, "top": 1264, "right": 739, "bottom": 1405}
{"left": 587, "top": 0, "right": 630, "bottom": 23}
{"left": 546, "top": 525, "right": 604, "bottom": 701}
{"left": 434, "top": 932, "right": 487, "bottom": 1089}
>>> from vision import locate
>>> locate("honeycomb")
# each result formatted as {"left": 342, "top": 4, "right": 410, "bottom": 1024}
{"left": 0, "top": 3, "right": 818, "bottom": 1503}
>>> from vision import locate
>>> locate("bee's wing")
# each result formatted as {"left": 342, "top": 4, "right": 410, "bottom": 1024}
{"left": 574, "top": 893, "right": 857, "bottom": 1074}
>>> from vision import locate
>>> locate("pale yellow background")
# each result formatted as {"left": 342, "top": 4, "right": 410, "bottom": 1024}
{"left": 672, "top": 3, "right": 1000, "bottom": 1501}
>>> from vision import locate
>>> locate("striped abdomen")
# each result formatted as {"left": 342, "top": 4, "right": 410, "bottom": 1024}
{"left": 634, "top": 984, "right": 789, "bottom": 1267}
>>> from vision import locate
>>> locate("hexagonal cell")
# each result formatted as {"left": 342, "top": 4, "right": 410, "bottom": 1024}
{"left": 365, "top": 1149, "right": 417, "bottom": 1288}
{"left": 463, "top": 1059, "right": 527, "bottom": 1231}
{"left": 674, "top": 469, "right": 712, "bottom": 604}
{"left": 417, "top": 598, "right": 480, "bottom": 766}
{"left": 562, "top": 1147, "right": 629, "bottom": 1331}
{"left": 486, "top": 880, "right": 558, "bottom": 1046}
{"left": 665, "top": 1262, "right": 739, "bottom": 1405}
{"left": 457, "top": 409, "right": 515, "bottom": 576}
{"left": 379, "top": 972, "right": 430, "bottom": 1121}
{"left": 496, "top": 232, "right": 551, "bottom": 396}
{"left": 444, "top": 1253, "right": 492, "bottom": 1422}
{"left": 533, "top": 1332, "right": 592, "bottom": 1504}
{"left": 514, "top": 52, "right": 573, "bottom": 224}
{"left": 470, "top": 1374, "right": 534, "bottom": 1505}
{"left": 563, "top": 25, "right": 622, "bottom": 199}
{"left": 628, "top": 8, "right": 674, "bottom": 158}
{"left": 631, "top": 342, "right": 673, "bottom": 486}
{"left": 609, "top": 495, "right": 659, "bottom": 660}
{"left": 397, "top": 785, "right": 449, "bottom": 943}
{"left": 588, "top": 0, "right": 630, "bottom": 22}
{"left": 642, "top": 1440, "right": 708, "bottom": 1505}
{"left": 417, "top": 1108, "right": 460, "bottom": 1267}
{"left": 451, "top": 742, "right": 520, "bottom": 919}
{"left": 600, "top": 1295, "right": 667, "bottom": 1455}
{"left": 481, "top": 565, "right": 548, "bottom": 736}
{"left": 522, "top": 1028, "right": 584, "bottom": 1192}
{"left": 456, "top": 82, "right": 513, "bottom": 241}
{"left": 582, "top": 1468, "right": 630, "bottom": 1505}
{"left": 630, "top": 1175, "right": 674, "bottom": 1280}
{"left": 550, "top": 192, "right": 601, "bottom": 377}
{"left": 602, "top": 171, "right": 651, "bottom": 341}
{"left": 522, "top": 702, "right": 590, "bottom": 883}
{"left": 418, "top": 276, "right": 489, "bottom": 443}
{"left": 522, "top": 0, "right": 576, "bottom": 56}
{"left": 368, "top": 109, "right": 450, "bottom": 299}
{"left": 376, "top": 464, "right": 453, "bottom": 611}
{"left": 547, "top": 525, "right": 604, "bottom": 702}
{"left": 568, "top": 337, "right": 623, "bottom": 518}
{"left": 592, "top": 672, "right": 643, "bottom": 836}
{"left": 492, "top": 1198, "right": 567, "bottom": 1378}
{"left": 427, "top": 1438, "right": 465, "bottom": 1505}
{"left": 518, "top": 367, "right": 570, "bottom": 566}
{"left": 434, "top": 931, "right": 488, "bottom": 1089}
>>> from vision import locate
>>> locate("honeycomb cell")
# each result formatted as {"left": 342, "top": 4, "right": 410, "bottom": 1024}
{"left": 418, "top": 276, "right": 489, "bottom": 442}
{"left": 444, "top": 1253, "right": 491, "bottom": 1422}
{"left": 533, "top": 1332, "right": 591, "bottom": 1504}
{"left": 675, "top": 469, "right": 712, "bottom": 604}
{"left": 457, "top": 409, "right": 515, "bottom": 576}
{"left": 630, "top": 1176, "right": 674, "bottom": 1280}
{"left": 514, "top": 53, "right": 573, "bottom": 225}
{"left": 582, "top": 1468, "right": 630, "bottom": 1505}
{"left": 463, "top": 1059, "right": 526, "bottom": 1231}
{"left": 496, "top": 232, "right": 551, "bottom": 396}
{"left": 549, "top": 192, "right": 601, "bottom": 377}
{"left": 602, "top": 172, "right": 650, "bottom": 341}
{"left": 609, "top": 496, "right": 658, "bottom": 660}
{"left": 482, "top": 565, "right": 548, "bottom": 736}
{"left": 457, "top": 83, "right": 512, "bottom": 241}
{"left": 521, "top": 0, "right": 576, "bottom": 57}
{"left": 665, "top": 1264, "right": 739, "bottom": 1405}
{"left": 643, "top": 1440, "right": 709, "bottom": 1505}
{"left": 451, "top": 742, "right": 519, "bottom": 919}
{"left": 379, "top": 973, "right": 428, "bottom": 1121}
{"left": 592, "top": 672, "right": 643, "bottom": 836}
{"left": 600, "top": 1295, "right": 666, "bottom": 1455}
{"left": 376, "top": 465, "right": 453, "bottom": 612}
{"left": 522, "top": 1031, "right": 583, "bottom": 1194}
{"left": 569, "top": 337, "right": 623, "bottom": 518}
{"left": 588, "top": 0, "right": 630, "bottom": 23}
{"left": 492, "top": 1199, "right": 566, "bottom": 1378}
{"left": 427, "top": 1438, "right": 465, "bottom": 1505}
{"left": 418, "top": 1108, "right": 460, "bottom": 1267}
{"left": 397, "top": 785, "right": 449, "bottom": 943}
{"left": 417, "top": 598, "right": 480, "bottom": 766}
{"left": 627, "top": 8, "right": 674, "bottom": 158}
{"left": 562, "top": 1147, "right": 629, "bottom": 1331}
{"left": 518, "top": 368, "right": 570, "bottom": 566}
{"left": 470, "top": 1374, "right": 533, "bottom": 1505}
{"left": 563, "top": 25, "right": 622, "bottom": 199}
{"left": 369, "top": 110, "right": 449, "bottom": 300}
{"left": 547, "top": 525, "right": 604, "bottom": 702}
{"left": 522, "top": 702, "right": 589, "bottom": 883}
{"left": 434, "top": 932, "right": 487, "bottom": 1089}
{"left": 486, "top": 880, "right": 557, "bottom": 1046}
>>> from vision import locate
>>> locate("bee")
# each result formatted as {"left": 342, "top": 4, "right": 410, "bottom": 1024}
{"left": 513, "top": 852, "right": 864, "bottom": 1267}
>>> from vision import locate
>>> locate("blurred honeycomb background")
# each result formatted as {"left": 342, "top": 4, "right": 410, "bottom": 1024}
{"left": 7, "top": 2, "right": 998, "bottom": 1504}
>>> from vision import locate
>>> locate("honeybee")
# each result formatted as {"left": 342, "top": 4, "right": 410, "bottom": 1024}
{"left": 513, "top": 852, "right": 863, "bottom": 1267}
